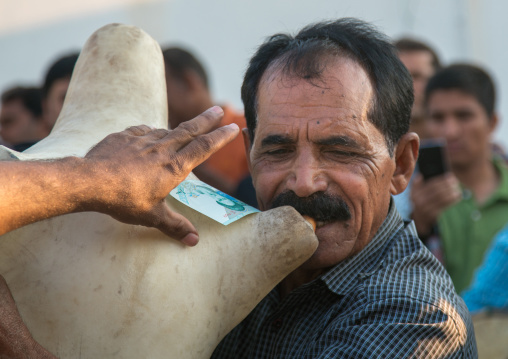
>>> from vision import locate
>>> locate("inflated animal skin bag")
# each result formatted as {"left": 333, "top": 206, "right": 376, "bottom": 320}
{"left": 0, "top": 24, "right": 317, "bottom": 358}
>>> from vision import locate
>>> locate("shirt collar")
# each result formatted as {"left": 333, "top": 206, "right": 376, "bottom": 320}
{"left": 493, "top": 155, "right": 508, "bottom": 201}
{"left": 319, "top": 200, "right": 406, "bottom": 296}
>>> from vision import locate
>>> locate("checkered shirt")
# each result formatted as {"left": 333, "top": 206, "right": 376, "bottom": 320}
{"left": 211, "top": 203, "right": 477, "bottom": 358}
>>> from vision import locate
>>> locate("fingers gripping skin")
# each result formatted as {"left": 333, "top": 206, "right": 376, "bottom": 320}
{"left": 84, "top": 106, "right": 239, "bottom": 245}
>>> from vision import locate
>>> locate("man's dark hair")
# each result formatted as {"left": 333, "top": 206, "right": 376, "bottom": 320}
{"left": 425, "top": 64, "right": 496, "bottom": 118}
{"left": 241, "top": 18, "right": 414, "bottom": 156}
{"left": 394, "top": 38, "right": 441, "bottom": 71}
{"left": 42, "top": 53, "right": 79, "bottom": 98}
{"left": 1, "top": 86, "right": 43, "bottom": 118}
{"left": 162, "top": 47, "right": 209, "bottom": 90}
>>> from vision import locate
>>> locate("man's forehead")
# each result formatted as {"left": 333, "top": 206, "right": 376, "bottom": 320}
{"left": 1, "top": 100, "right": 23, "bottom": 113}
{"left": 254, "top": 57, "right": 375, "bottom": 144}
{"left": 258, "top": 55, "right": 372, "bottom": 105}
{"left": 398, "top": 51, "right": 434, "bottom": 71}
{"left": 428, "top": 89, "right": 483, "bottom": 109}
{"left": 259, "top": 117, "right": 366, "bottom": 133}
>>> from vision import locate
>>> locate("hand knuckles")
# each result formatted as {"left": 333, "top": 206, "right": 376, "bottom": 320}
{"left": 195, "top": 136, "right": 214, "bottom": 153}
{"left": 128, "top": 125, "right": 145, "bottom": 130}
{"left": 171, "top": 218, "right": 186, "bottom": 234}
{"left": 105, "top": 132, "right": 124, "bottom": 141}
{"left": 166, "top": 156, "right": 186, "bottom": 174}
{"left": 124, "top": 126, "right": 145, "bottom": 135}
{"left": 176, "top": 121, "right": 200, "bottom": 136}
{"left": 152, "top": 129, "right": 169, "bottom": 138}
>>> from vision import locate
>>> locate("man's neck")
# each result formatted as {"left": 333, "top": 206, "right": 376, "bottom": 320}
{"left": 452, "top": 152, "right": 500, "bottom": 204}
{"left": 278, "top": 267, "right": 326, "bottom": 299}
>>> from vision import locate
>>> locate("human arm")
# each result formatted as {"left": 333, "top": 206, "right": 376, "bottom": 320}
{"left": 0, "top": 106, "right": 238, "bottom": 246}
{"left": 0, "top": 275, "right": 56, "bottom": 359}
{"left": 410, "top": 172, "right": 462, "bottom": 237}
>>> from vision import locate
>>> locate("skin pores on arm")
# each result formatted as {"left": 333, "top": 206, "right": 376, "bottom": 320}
{"left": 0, "top": 158, "right": 93, "bottom": 236}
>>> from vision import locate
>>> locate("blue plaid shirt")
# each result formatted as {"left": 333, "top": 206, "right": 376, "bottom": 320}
{"left": 212, "top": 203, "right": 477, "bottom": 358}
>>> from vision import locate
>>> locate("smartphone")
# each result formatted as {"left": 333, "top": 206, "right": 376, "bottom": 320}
{"left": 417, "top": 139, "right": 449, "bottom": 181}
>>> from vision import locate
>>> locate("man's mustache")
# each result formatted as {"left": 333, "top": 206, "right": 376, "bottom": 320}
{"left": 270, "top": 191, "right": 351, "bottom": 222}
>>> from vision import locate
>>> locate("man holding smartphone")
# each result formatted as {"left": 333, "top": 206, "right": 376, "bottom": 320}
{"left": 393, "top": 38, "right": 442, "bottom": 220}
{"left": 411, "top": 64, "right": 508, "bottom": 294}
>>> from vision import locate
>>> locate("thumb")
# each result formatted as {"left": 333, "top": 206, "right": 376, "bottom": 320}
{"left": 154, "top": 203, "right": 199, "bottom": 246}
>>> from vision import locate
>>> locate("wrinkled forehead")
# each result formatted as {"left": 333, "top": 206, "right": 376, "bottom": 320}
{"left": 254, "top": 57, "right": 383, "bottom": 150}
{"left": 258, "top": 56, "right": 373, "bottom": 116}
{"left": 257, "top": 55, "right": 374, "bottom": 117}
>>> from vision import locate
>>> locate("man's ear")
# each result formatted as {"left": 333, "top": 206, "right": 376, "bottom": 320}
{"left": 390, "top": 132, "right": 419, "bottom": 195}
{"left": 489, "top": 112, "right": 499, "bottom": 134}
{"left": 242, "top": 128, "right": 252, "bottom": 172}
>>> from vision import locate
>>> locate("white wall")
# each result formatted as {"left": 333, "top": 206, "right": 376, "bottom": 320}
{"left": 1, "top": 0, "right": 507, "bottom": 148}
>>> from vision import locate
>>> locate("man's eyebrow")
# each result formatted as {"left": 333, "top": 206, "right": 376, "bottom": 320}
{"left": 260, "top": 134, "right": 294, "bottom": 147}
{"left": 316, "top": 136, "right": 362, "bottom": 150}
{"left": 454, "top": 108, "right": 474, "bottom": 115}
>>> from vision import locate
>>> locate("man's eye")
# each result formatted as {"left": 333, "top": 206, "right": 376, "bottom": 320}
{"left": 327, "top": 150, "right": 355, "bottom": 157}
{"left": 457, "top": 112, "right": 473, "bottom": 122}
{"left": 265, "top": 148, "right": 291, "bottom": 156}
{"left": 430, "top": 115, "right": 445, "bottom": 124}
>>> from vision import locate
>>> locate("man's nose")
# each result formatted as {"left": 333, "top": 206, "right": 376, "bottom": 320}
{"left": 442, "top": 118, "right": 461, "bottom": 139}
{"left": 286, "top": 151, "right": 327, "bottom": 197}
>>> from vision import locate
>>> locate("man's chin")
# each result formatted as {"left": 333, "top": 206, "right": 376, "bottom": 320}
{"left": 300, "top": 220, "right": 356, "bottom": 270}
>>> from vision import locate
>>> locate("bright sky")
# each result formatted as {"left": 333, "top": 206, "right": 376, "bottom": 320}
{"left": 0, "top": 0, "right": 157, "bottom": 35}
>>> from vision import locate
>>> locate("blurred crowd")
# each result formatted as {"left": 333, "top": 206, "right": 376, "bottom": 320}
{"left": 0, "top": 53, "right": 78, "bottom": 152}
{"left": 1, "top": 34, "right": 507, "bottom": 320}
{"left": 391, "top": 38, "right": 508, "bottom": 318}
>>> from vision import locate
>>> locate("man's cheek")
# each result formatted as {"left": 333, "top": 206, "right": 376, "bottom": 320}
{"left": 253, "top": 173, "right": 280, "bottom": 210}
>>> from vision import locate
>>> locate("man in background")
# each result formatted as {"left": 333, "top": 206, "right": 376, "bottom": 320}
{"left": 412, "top": 64, "right": 508, "bottom": 293}
{"left": 393, "top": 38, "right": 442, "bottom": 220}
{"left": 395, "top": 38, "right": 442, "bottom": 139}
{"left": 163, "top": 47, "right": 249, "bottom": 195}
{"left": 0, "top": 86, "right": 46, "bottom": 152}
{"left": 41, "top": 53, "right": 79, "bottom": 133}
